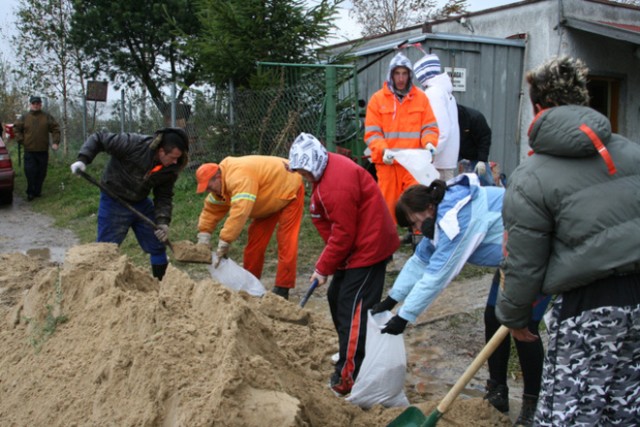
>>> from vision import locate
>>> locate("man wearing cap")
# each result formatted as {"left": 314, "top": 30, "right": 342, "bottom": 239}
{"left": 414, "top": 54, "right": 460, "bottom": 181}
{"left": 195, "top": 156, "right": 304, "bottom": 300}
{"left": 69, "top": 128, "right": 189, "bottom": 280}
{"left": 13, "top": 96, "right": 61, "bottom": 201}
{"left": 287, "top": 132, "right": 399, "bottom": 396}
{"left": 364, "top": 52, "right": 439, "bottom": 223}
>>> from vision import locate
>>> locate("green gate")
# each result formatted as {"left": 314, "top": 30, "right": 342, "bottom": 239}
{"left": 230, "top": 61, "right": 365, "bottom": 164}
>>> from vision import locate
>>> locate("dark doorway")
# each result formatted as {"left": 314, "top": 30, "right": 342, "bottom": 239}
{"left": 587, "top": 76, "right": 620, "bottom": 133}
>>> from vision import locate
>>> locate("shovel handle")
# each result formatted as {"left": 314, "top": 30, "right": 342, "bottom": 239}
{"left": 77, "top": 170, "right": 173, "bottom": 252}
{"left": 436, "top": 325, "right": 510, "bottom": 414}
{"left": 299, "top": 279, "right": 319, "bottom": 308}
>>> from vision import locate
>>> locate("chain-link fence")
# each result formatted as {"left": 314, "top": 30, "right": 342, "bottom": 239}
{"left": 27, "top": 62, "right": 366, "bottom": 174}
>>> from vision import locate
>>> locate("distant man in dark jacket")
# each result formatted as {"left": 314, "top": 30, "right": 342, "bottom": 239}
{"left": 14, "top": 96, "right": 61, "bottom": 201}
{"left": 457, "top": 104, "right": 494, "bottom": 186}
{"left": 70, "top": 128, "right": 189, "bottom": 280}
{"left": 497, "top": 56, "right": 640, "bottom": 426}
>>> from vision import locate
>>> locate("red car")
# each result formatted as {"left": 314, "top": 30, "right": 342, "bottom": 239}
{"left": 0, "top": 127, "right": 15, "bottom": 205}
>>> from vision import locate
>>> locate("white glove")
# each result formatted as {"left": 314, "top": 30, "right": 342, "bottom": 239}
{"left": 214, "top": 240, "right": 230, "bottom": 268}
{"left": 425, "top": 143, "right": 437, "bottom": 156}
{"left": 154, "top": 224, "right": 169, "bottom": 242}
{"left": 70, "top": 161, "right": 86, "bottom": 175}
{"left": 197, "top": 232, "right": 211, "bottom": 247}
{"left": 475, "top": 161, "right": 487, "bottom": 176}
{"left": 382, "top": 149, "right": 394, "bottom": 165}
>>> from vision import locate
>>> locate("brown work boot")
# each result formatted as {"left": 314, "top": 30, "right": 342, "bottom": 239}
{"left": 513, "top": 394, "right": 538, "bottom": 426}
{"left": 484, "top": 380, "right": 509, "bottom": 413}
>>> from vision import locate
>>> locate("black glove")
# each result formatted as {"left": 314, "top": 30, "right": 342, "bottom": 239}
{"left": 381, "top": 315, "right": 408, "bottom": 335}
{"left": 371, "top": 296, "right": 398, "bottom": 314}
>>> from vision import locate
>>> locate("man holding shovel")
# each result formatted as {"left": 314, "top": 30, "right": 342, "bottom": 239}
{"left": 70, "top": 128, "right": 189, "bottom": 280}
{"left": 194, "top": 156, "right": 304, "bottom": 300}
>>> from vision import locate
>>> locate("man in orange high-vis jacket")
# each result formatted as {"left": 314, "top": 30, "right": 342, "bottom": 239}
{"left": 195, "top": 156, "right": 304, "bottom": 300}
{"left": 365, "top": 52, "right": 439, "bottom": 223}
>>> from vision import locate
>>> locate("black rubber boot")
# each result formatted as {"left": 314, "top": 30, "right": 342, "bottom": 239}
{"left": 271, "top": 286, "right": 289, "bottom": 300}
{"left": 484, "top": 379, "right": 509, "bottom": 413}
{"left": 152, "top": 263, "right": 168, "bottom": 281}
{"left": 514, "top": 394, "right": 538, "bottom": 426}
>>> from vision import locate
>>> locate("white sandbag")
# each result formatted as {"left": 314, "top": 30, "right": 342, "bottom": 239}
{"left": 208, "top": 254, "right": 266, "bottom": 297}
{"left": 346, "top": 311, "right": 409, "bottom": 409}
{"left": 389, "top": 149, "right": 440, "bottom": 185}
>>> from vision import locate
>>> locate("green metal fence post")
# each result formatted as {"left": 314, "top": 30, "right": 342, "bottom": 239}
{"left": 325, "top": 66, "right": 337, "bottom": 153}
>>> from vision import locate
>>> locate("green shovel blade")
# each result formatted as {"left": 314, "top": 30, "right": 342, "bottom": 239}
{"left": 386, "top": 406, "right": 426, "bottom": 427}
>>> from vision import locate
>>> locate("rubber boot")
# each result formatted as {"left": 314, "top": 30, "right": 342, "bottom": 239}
{"left": 272, "top": 286, "right": 289, "bottom": 300}
{"left": 152, "top": 263, "right": 168, "bottom": 281}
{"left": 484, "top": 379, "right": 509, "bottom": 413}
{"left": 513, "top": 394, "right": 538, "bottom": 427}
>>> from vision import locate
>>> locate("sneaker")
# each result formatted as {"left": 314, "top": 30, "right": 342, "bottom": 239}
{"left": 271, "top": 286, "right": 289, "bottom": 300}
{"left": 514, "top": 394, "right": 538, "bottom": 426}
{"left": 329, "top": 372, "right": 353, "bottom": 396}
{"left": 483, "top": 380, "right": 509, "bottom": 413}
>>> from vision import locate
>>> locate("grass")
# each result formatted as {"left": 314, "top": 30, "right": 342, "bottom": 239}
{"left": 9, "top": 144, "right": 491, "bottom": 284}
{"left": 23, "top": 268, "right": 68, "bottom": 353}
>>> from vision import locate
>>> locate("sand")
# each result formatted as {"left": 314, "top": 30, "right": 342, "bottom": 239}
{"left": 0, "top": 243, "right": 510, "bottom": 426}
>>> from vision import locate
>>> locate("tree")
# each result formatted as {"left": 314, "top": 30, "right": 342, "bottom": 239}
{"left": 194, "top": 0, "right": 342, "bottom": 88}
{"left": 350, "top": 0, "right": 437, "bottom": 37}
{"left": 13, "top": 0, "right": 92, "bottom": 153}
{"left": 70, "top": 0, "right": 204, "bottom": 116}
{"left": 0, "top": 58, "right": 24, "bottom": 128}
{"left": 434, "top": 0, "right": 469, "bottom": 19}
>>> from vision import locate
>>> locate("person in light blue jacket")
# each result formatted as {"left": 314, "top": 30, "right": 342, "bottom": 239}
{"left": 375, "top": 174, "right": 504, "bottom": 329}
{"left": 373, "top": 173, "right": 550, "bottom": 426}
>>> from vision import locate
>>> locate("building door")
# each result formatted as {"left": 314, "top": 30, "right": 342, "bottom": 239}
{"left": 587, "top": 76, "right": 620, "bottom": 133}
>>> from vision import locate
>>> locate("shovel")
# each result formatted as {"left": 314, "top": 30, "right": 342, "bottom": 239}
{"left": 77, "top": 170, "right": 175, "bottom": 252}
{"left": 387, "top": 325, "right": 510, "bottom": 427}
{"left": 299, "top": 279, "right": 319, "bottom": 308}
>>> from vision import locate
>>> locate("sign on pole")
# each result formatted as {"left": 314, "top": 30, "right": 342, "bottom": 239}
{"left": 86, "top": 81, "right": 108, "bottom": 102}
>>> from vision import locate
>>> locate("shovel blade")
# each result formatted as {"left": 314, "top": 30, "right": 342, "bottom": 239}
{"left": 387, "top": 406, "right": 426, "bottom": 427}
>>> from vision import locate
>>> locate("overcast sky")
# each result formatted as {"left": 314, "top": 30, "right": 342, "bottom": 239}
{"left": 0, "top": 0, "right": 517, "bottom": 65}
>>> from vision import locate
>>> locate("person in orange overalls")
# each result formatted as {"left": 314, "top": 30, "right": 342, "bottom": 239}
{"left": 195, "top": 156, "right": 304, "bottom": 299}
{"left": 364, "top": 52, "right": 439, "bottom": 223}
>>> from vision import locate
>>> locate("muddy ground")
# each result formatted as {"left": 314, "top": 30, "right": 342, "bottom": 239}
{"left": 0, "top": 196, "right": 524, "bottom": 426}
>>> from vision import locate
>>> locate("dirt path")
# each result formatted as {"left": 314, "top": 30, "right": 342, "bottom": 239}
{"left": 0, "top": 197, "right": 524, "bottom": 424}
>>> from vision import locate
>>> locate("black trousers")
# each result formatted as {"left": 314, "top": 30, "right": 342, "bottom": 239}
{"left": 327, "top": 258, "right": 388, "bottom": 384}
{"left": 24, "top": 151, "right": 49, "bottom": 197}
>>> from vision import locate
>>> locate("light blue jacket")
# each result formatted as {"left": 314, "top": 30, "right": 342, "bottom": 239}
{"left": 389, "top": 174, "right": 504, "bottom": 323}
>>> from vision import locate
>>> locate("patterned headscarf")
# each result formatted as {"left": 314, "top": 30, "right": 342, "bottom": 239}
{"left": 288, "top": 133, "right": 328, "bottom": 181}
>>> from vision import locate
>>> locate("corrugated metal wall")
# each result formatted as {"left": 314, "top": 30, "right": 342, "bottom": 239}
{"left": 351, "top": 33, "right": 526, "bottom": 178}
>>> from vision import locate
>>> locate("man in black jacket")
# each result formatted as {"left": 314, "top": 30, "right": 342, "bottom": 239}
{"left": 70, "top": 128, "right": 189, "bottom": 280}
{"left": 457, "top": 104, "right": 494, "bottom": 186}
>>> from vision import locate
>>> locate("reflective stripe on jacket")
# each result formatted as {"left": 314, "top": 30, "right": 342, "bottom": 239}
{"left": 198, "top": 155, "right": 303, "bottom": 243}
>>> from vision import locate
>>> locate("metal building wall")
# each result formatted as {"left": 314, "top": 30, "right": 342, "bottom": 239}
{"left": 352, "top": 33, "right": 526, "bottom": 178}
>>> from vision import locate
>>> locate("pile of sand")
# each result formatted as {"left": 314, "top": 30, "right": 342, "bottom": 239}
{"left": 0, "top": 243, "right": 509, "bottom": 426}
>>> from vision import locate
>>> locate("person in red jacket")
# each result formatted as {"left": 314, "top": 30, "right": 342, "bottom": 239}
{"left": 288, "top": 132, "right": 400, "bottom": 397}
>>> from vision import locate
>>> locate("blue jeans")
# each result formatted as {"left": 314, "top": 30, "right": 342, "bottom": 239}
{"left": 97, "top": 192, "right": 167, "bottom": 265}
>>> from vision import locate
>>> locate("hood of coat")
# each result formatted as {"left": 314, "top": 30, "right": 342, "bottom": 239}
{"left": 386, "top": 52, "right": 414, "bottom": 94}
{"left": 422, "top": 72, "right": 453, "bottom": 94}
{"left": 528, "top": 105, "right": 612, "bottom": 158}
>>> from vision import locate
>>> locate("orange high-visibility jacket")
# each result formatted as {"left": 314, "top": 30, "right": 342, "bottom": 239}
{"left": 365, "top": 82, "right": 439, "bottom": 163}
{"left": 198, "top": 155, "right": 303, "bottom": 243}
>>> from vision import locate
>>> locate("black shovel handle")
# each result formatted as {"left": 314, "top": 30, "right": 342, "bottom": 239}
{"left": 299, "top": 279, "right": 319, "bottom": 308}
{"left": 77, "top": 170, "right": 173, "bottom": 252}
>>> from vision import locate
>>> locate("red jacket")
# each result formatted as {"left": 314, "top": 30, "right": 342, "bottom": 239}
{"left": 311, "top": 153, "right": 399, "bottom": 275}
